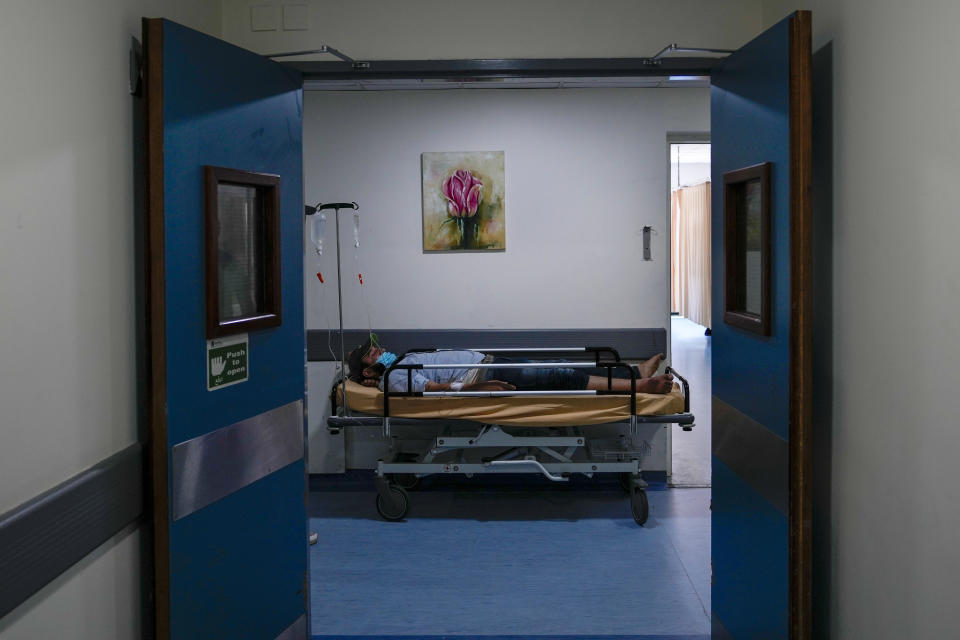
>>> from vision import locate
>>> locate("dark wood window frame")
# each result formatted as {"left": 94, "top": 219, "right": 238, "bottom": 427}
{"left": 722, "top": 161, "right": 772, "bottom": 335}
{"left": 204, "top": 165, "right": 282, "bottom": 338}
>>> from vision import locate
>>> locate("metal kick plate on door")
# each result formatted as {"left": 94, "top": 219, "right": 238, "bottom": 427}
{"left": 274, "top": 614, "right": 307, "bottom": 640}
{"left": 171, "top": 400, "right": 303, "bottom": 521}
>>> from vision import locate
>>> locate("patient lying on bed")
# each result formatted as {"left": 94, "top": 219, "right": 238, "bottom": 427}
{"left": 347, "top": 339, "right": 674, "bottom": 395}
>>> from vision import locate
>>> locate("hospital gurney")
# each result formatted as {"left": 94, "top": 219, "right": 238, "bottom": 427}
{"left": 327, "top": 347, "right": 694, "bottom": 526}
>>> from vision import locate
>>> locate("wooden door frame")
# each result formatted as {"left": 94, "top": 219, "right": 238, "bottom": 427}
{"left": 788, "top": 10, "right": 813, "bottom": 640}
{"left": 142, "top": 16, "right": 170, "bottom": 640}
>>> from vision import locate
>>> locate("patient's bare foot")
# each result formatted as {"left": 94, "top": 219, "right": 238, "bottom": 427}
{"left": 636, "top": 373, "right": 674, "bottom": 394}
{"left": 638, "top": 353, "right": 664, "bottom": 379}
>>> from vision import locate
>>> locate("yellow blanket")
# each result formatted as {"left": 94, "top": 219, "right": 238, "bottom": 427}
{"left": 341, "top": 379, "right": 685, "bottom": 427}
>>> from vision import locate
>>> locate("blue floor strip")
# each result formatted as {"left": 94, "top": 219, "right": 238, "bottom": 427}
{"left": 310, "top": 488, "right": 711, "bottom": 637}
{"left": 313, "top": 636, "right": 711, "bottom": 639}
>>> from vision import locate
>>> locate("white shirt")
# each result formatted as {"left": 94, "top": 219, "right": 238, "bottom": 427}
{"left": 381, "top": 350, "right": 485, "bottom": 393}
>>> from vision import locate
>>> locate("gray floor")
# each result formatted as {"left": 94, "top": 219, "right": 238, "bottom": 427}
{"left": 309, "top": 322, "right": 713, "bottom": 637}
{"left": 669, "top": 317, "right": 711, "bottom": 487}
{"left": 309, "top": 483, "right": 710, "bottom": 637}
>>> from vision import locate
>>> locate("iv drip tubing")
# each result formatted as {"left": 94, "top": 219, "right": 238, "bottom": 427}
{"left": 334, "top": 209, "right": 346, "bottom": 404}
{"left": 307, "top": 201, "right": 360, "bottom": 414}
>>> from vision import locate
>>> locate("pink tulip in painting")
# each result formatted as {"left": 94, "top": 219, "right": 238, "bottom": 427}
{"left": 422, "top": 151, "right": 505, "bottom": 251}
{"left": 441, "top": 169, "right": 483, "bottom": 218}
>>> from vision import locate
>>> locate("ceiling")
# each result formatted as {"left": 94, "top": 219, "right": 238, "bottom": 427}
{"left": 302, "top": 75, "right": 710, "bottom": 91}
{"left": 671, "top": 143, "right": 711, "bottom": 164}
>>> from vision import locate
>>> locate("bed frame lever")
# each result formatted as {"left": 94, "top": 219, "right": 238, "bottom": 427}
{"left": 665, "top": 366, "right": 691, "bottom": 413}
{"left": 485, "top": 458, "right": 568, "bottom": 482}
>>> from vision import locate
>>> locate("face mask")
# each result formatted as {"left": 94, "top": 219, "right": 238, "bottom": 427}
{"left": 375, "top": 351, "right": 398, "bottom": 368}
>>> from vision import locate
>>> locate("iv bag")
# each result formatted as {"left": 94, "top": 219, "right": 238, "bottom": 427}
{"left": 309, "top": 212, "right": 326, "bottom": 255}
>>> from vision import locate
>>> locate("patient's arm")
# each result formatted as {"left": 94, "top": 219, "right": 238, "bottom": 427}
{"left": 424, "top": 380, "right": 516, "bottom": 392}
{"left": 465, "top": 380, "right": 516, "bottom": 391}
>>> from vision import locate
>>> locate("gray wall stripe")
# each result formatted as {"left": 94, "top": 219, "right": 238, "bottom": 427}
{"left": 308, "top": 328, "right": 667, "bottom": 362}
{"left": 0, "top": 443, "right": 144, "bottom": 619}
{"left": 712, "top": 396, "right": 789, "bottom": 515}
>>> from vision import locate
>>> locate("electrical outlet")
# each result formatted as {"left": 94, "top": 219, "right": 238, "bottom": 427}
{"left": 250, "top": 5, "right": 277, "bottom": 32}
{"left": 283, "top": 4, "right": 309, "bottom": 31}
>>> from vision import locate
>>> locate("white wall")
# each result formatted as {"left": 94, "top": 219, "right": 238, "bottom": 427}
{"left": 0, "top": 1, "right": 220, "bottom": 637}
{"left": 222, "top": 0, "right": 763, "bottom": 59}
{"left": 0, "top": 526, "right": 141, "bottom": 640}
{"left": 304, "top": 88, "right": 709, "bottom": 333}
{"left": 302, "top": 88, "right": 708, "bottom": 472}
{"left": 758, "top": 2, "right": 960, "bottom": 638}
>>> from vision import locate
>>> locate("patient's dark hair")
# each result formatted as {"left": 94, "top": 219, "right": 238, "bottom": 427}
{"left": 347, "top": 338, "right": 378, "bottom": 382}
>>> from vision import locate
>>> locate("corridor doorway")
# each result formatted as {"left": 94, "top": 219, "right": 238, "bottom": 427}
{"left": 669, "top": 138, "right": 711, "bottom": 487}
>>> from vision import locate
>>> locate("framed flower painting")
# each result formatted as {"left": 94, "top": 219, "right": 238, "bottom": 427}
{"left": 422, "top": 151, "right": 505, "bottom": 251}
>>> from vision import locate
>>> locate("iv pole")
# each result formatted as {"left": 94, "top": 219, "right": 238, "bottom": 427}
{"left": 305, "top": 201, "right": 359, "bottom": 415}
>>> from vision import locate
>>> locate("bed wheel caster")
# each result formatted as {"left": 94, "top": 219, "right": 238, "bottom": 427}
{"left": 630, "top": 487, "right": 650, "bottom": 526}
{"left": 618, "top": 473, "right": 633, "bottom": 493}
{"left": 375, "top": 484, "right": 410, "bottom": 522}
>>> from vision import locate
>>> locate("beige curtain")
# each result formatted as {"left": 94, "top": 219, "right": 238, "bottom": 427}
{"left": 671, "top": 181, "right": 712, "bottom": 328}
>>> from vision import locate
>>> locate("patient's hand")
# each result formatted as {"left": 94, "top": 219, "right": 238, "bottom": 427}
{"left": 361, "top": 378, "right": 380, "bottom": 388}
{"left": 465, "top": 380, "right": 516, "bottom": 391}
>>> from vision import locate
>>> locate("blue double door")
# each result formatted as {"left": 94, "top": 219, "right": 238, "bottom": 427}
{"left": 710, "top": 11, "right": 813, "bottom": 639}
{"left": 143, "top": 11, "right": 813, "bottom": 640}
{"left": 144, "top": 19, "right": 308, "bottom": 640}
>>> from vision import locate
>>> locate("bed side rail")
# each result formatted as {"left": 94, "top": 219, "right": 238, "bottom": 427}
{"left": 382, "top": 349, "right": 638, "bottom": 418}
{"left": 329, "top": 361, "right": 694, "bottom": 432}
{"left": 407, "top": 346, "right": 622, "bottom": 363}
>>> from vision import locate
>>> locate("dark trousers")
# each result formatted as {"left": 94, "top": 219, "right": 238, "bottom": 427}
{"left": 483, "top": 357, "right": 639, "bottom": 391}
